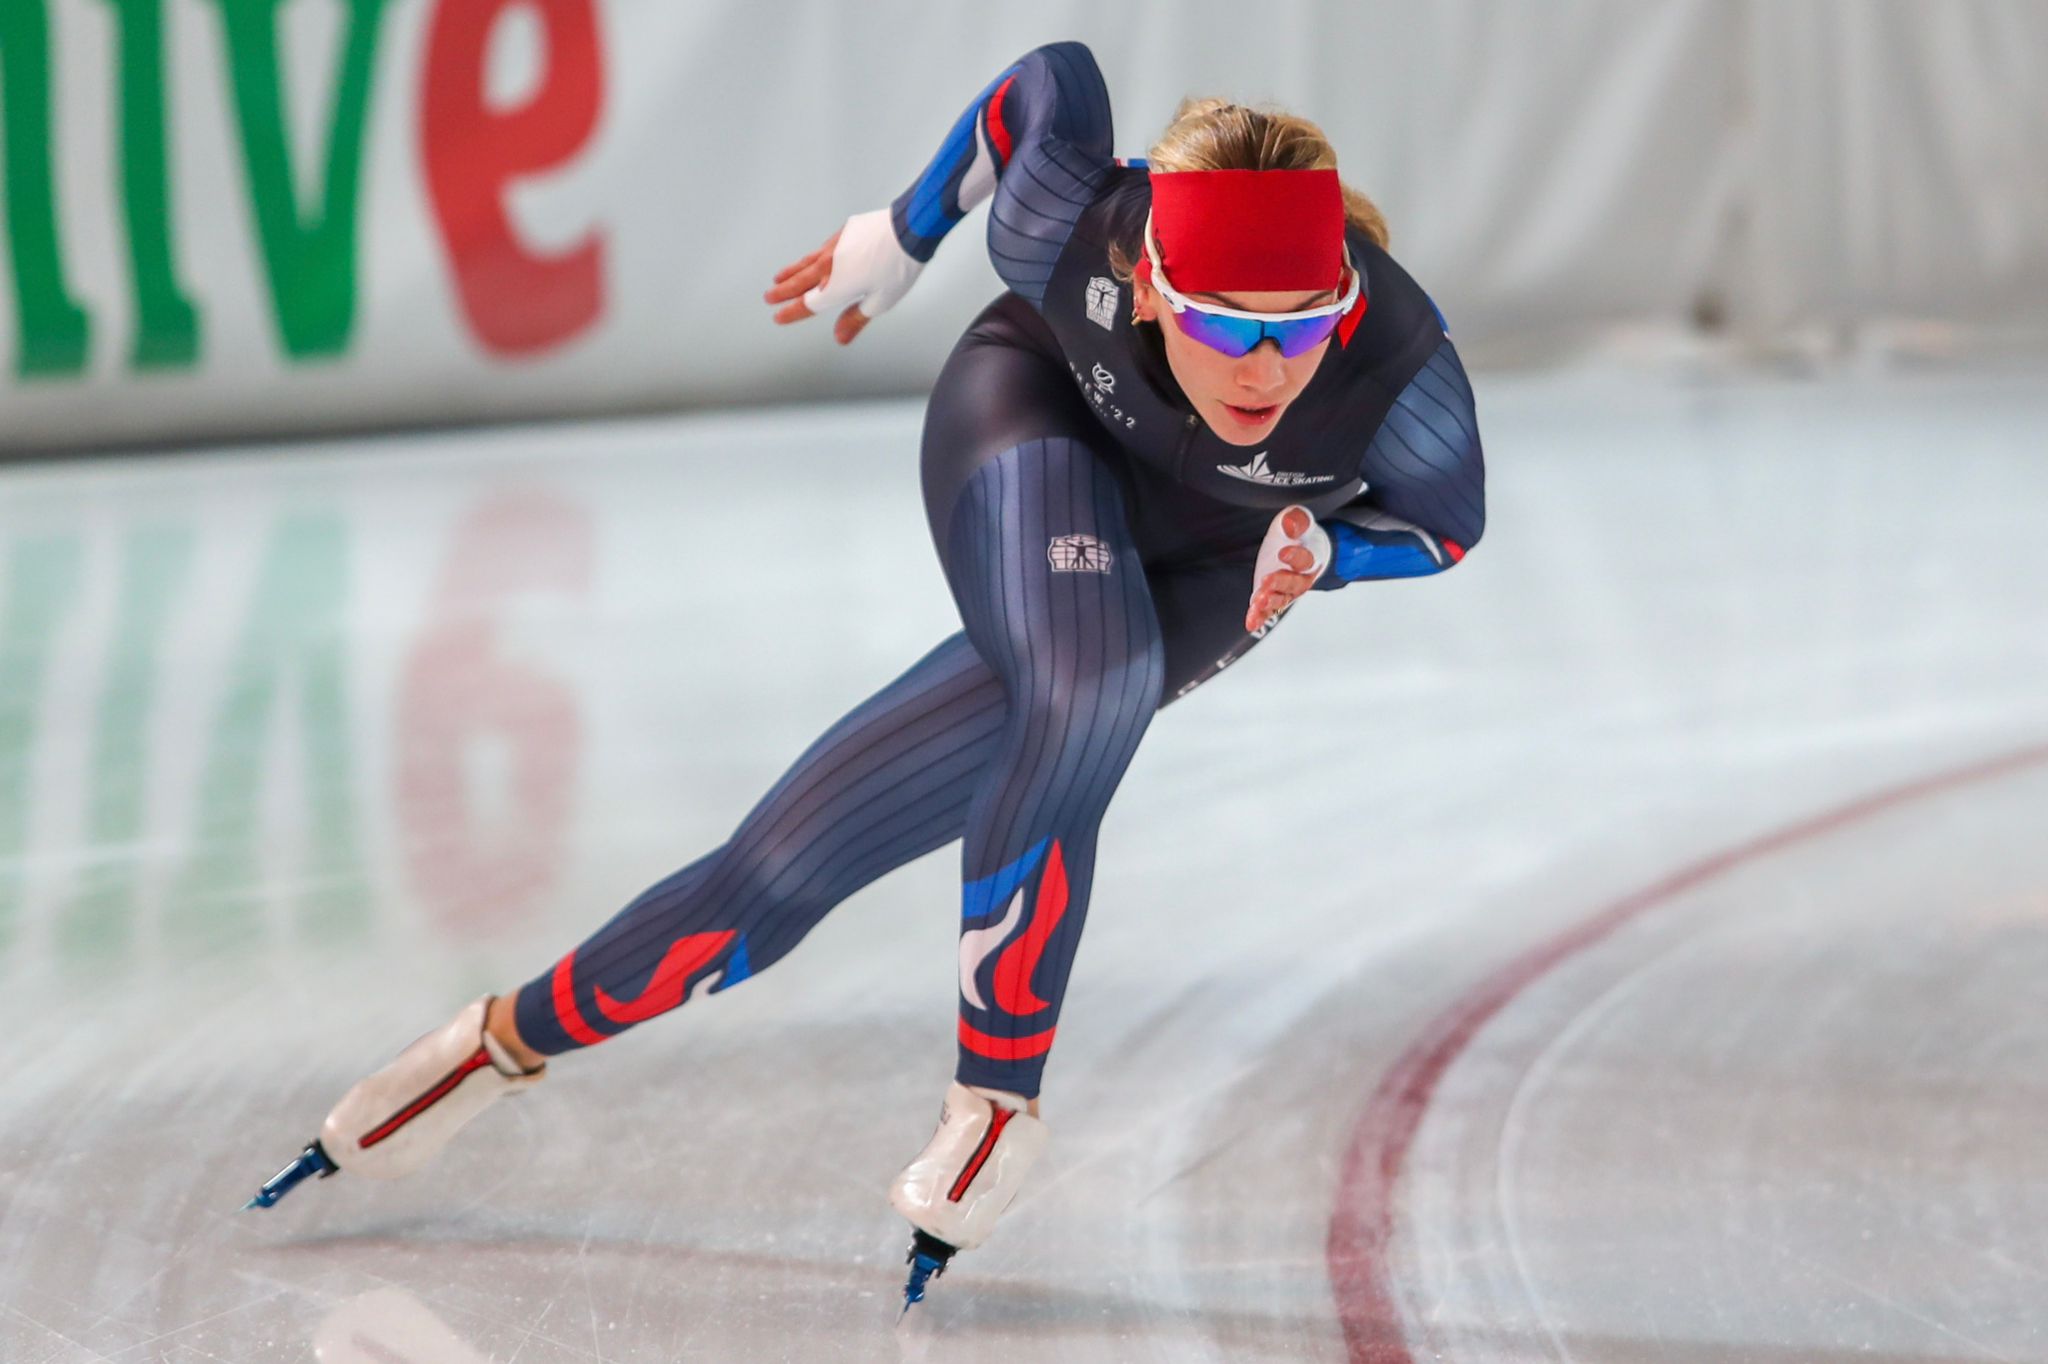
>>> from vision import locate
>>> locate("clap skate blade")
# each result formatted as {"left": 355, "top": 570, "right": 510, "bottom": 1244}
{"left": 899, "top": 1229, "right": 957, "bottom": 1315}
{"left": 244, "top": 1140, "right": 336, "bottom": 1209}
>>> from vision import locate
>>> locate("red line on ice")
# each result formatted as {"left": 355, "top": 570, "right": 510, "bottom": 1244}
{"left": 1326, "top": 740, "right": 2048, "bottom": 1364}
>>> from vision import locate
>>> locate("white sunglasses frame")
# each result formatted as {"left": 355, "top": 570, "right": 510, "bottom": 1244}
{"left": 1142, "top": 214, "right": 1360, "bottom": 324}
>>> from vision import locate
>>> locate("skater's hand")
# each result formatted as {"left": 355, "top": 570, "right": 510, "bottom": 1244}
{"left": 764, "top": 209, "right": 923, "bottom": 346}
{"left": 766, "top": 228, "right": 867, "bottom": 343}
{"left": 1246, "top": 506, "right": 1330, "bottom": 633}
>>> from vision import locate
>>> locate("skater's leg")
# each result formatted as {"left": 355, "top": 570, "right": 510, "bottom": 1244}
{"left": 298, "top": 630, "right": 1013, "bottom": 1190}
{"left": 881, "top": 435, "right": 1159, "bottom": 1263}
{"left": 942, "top": 440, "right": 1166, "bottom": 1100}
{"left": 510, "top": 631, "right": 1007, "bottom": 1055}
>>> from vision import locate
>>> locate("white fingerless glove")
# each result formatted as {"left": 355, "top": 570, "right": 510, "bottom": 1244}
{"left": 1250, "top": 505, "right": 1331, "bottom": 623}
{"left": 801, "top": 208, "right": 925, "bottom": 320}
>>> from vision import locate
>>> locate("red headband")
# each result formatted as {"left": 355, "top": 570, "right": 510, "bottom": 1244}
{"left": 1145, "top": 168, "right": 1345, "bottom": 292}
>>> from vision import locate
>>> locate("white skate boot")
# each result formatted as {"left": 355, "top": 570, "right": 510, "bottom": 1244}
{"left": 245, "top": 996, "right": 543, "bottom": 1208}
{"left": 889, "top": 1083, "right": 1049, "bottom": 1310}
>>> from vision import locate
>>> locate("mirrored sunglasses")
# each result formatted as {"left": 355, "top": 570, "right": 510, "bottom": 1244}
{"left": 1144, "top": 218, "right": 1360, "bottom": 359}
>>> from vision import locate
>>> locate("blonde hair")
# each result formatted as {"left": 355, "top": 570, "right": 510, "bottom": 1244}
{"left": 1110, "top": 97, "right": 1388, "bottom": 282}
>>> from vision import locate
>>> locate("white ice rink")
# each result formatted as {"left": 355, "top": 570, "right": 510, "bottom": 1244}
{"left": 2, "top": 356, "right": 2044, "bottom": 1363}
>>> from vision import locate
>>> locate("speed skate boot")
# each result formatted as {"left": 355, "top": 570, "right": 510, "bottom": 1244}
{"left": 244, "top": 996, "right": 543, "bottom": 1209}
{"left": 889, "top": 1083, "right": 1049, "bottom": 1313}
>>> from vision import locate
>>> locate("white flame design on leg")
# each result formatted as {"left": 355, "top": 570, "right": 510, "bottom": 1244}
{"left": 957, "top": 888, "right": 1026, "bottom": 1011}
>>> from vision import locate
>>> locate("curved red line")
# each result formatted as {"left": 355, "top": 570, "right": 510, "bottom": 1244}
{"left": 594, "top": 931, "right": 735, "bottom": 1025}
{"left": 985, "top": 75, "right": 1017, "bottom": 165}
{"left": 1327, "top": 740, "right": 2048, "bottom": 1364}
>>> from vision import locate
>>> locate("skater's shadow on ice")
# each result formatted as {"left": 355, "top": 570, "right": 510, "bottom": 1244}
{"left": 904, "top": 1279, "right": 1338, "bottom": 1353}
{"left": 279, "top": 1227, "right": 1328, "bottom": 1356}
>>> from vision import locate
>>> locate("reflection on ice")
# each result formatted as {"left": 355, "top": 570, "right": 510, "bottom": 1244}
{"left": 315, "top": 1288, "right": 490, "bottom": 1364}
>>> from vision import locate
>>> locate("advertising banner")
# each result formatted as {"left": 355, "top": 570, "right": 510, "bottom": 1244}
{"left": 3, "top": 1, "right": 2043, "bottom": 451}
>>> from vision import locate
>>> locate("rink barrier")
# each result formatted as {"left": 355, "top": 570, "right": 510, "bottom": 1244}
{"left": 4, "top": 4, "right": 2045, "bottom": 449}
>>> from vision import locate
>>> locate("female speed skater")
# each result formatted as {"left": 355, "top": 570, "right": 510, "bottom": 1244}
{"left": 249, "top": 41, "right": 1485, "bottom": 1310}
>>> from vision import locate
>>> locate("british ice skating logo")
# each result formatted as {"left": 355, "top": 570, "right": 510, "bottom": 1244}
{"left": 1216, "top": 451, "right": 1337, "bottom": 487}
{"left": 1047, "top": 534, "right": 1114, "bottom": 573}
{"left": 1086, "top": 276, "right": 1120, "bottom": 331}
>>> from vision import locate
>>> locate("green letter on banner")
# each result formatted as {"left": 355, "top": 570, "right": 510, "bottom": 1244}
{"left": 59, "top": 527, "right": 193, "bottom": 963}
{"left": 165, "top": 514, "right": 366, "bottom": 952}
{"left": 103, "top": 0, "right": 201, "bottom": 370}
{"left": 0, "top": 0, "right": 92, "bottom": 378}
{"left": 210, "top": 0, "right": 389, "bottom": 361}
{"left": 0, "top": 538, "right": 84, "bottom": 957}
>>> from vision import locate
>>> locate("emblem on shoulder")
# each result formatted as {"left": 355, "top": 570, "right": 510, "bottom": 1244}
{"left": 1085, "top": 277, "right": 1120, "bottom": 331}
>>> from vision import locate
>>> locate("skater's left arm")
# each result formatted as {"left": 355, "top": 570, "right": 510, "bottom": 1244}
{"left": 1312, "top": 337, "right": 1485, "bottom": 590}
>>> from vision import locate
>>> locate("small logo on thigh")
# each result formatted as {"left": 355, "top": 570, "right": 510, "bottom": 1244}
{"left": 1047, "top": 534, "right": 1114, "bottom": 573}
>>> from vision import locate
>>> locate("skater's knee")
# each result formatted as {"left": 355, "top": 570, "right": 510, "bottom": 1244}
{"left": 1010, "top": 635, "right": 1165, "bottom": 738}
{"left": 711, "top": 834, "right": 841, "bottom": 927}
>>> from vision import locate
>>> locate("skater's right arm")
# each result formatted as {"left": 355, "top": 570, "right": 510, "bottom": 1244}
{"left": 889, "top": 42, "right": 1115, "bottom": 303}
{"left": 765, "top": 43, "right": 1115, "bottom": 341}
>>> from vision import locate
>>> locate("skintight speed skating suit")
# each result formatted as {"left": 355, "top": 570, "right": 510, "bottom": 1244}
{"left": 512, "top": 42, "right": 1486, "bottom": 1100}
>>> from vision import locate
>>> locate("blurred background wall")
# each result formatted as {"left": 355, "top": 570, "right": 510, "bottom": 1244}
{"left": 2, "top": 0, "right": 2044, "bottom": 452}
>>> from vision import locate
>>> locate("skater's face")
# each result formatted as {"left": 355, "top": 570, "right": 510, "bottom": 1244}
{"left": 1134, "top": 276, "right": 1336, "bottom": 447}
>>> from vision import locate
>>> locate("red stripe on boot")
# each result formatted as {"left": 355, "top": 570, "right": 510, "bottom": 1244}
{"left": 359, "top": 1047, "right": 493, "bottom": 1149}
{"left": 948, "top": 1106, "right": 1014, "bottom": 1202}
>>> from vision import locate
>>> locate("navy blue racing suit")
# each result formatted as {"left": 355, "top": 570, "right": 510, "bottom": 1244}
{"left": 514, "top": 42, "right": 1484, "bottom": 1099}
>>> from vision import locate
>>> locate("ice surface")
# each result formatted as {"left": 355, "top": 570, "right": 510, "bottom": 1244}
{"left": 1, "top": 358, "right": 2045, "bottom": 1362}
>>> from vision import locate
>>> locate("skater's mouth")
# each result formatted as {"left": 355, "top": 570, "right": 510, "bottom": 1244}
{"left": 1222, "top": 402, "right": 1280, "bottom": 428}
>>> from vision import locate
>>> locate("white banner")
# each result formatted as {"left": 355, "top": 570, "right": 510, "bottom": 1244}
{"left": 2, "top": 0, "right": 2044, "bottom": 451}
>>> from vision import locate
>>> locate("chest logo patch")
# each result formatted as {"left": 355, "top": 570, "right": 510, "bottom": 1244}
{"left": 1085, "top": 277, "right": 1120, "bottom": 331}
{"left": 1216, "top": 451, "right": 1338, "bottom": 487}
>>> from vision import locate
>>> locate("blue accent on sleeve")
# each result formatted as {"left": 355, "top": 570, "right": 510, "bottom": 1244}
{"left": 1323, "top": 522, "right": 1452, "bottom": 583}
{"left": 890, "top": 44, "right": 1114, "bottom": 302}
{"left": 902, "top": 67, "right": 1016, "bottom": 250}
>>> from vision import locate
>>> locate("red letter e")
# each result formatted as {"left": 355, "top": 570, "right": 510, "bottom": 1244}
{"left": 423, "top": 0, "right": 605, "bottom": 356}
